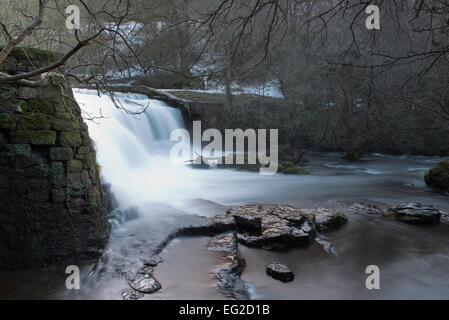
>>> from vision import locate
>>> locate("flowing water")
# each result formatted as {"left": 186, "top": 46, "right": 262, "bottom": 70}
{"left": 1, "top": 90, "right": 448, "bottom": 300}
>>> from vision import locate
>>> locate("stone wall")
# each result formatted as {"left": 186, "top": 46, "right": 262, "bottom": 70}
{"left": 0, "top": 47, "right": 110, "bottom": 271}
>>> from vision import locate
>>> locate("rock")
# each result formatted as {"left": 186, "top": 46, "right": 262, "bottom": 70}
{"left": 229, "top": 205, "right": 316, "bottom": 250}
{"left": 0, "top": 113, "right": 18, "bottom": 130}
{"left": 68, "top": 159, "right": 83, "bottom": 173}
{"left": 121, "top": 289, "right": 144, "bottom": 300}
{"left": 238, "top": 220, "right": 313, "bottom": 250}
{"left": 425, "top": 161, "right": 449, "bottom": 192}
{"left": 178, "top": 214, "right": 235, "bottom": 236}
{"left": 51, "top": 118, "right": 80, "bottom": 131}
{"left": 128, "top": 273, "right": 162, "bottom": 294}
{"left": 16, "top": 113, "right": 52, "bottom": 130}
{"left": 5, "top": 144, "right": 31, "bottom": 157}
{"left": 343, "top": 151, "right": 364, "bottom": 161}
{"left": 19, "top": 87, "right": 38, "bottom": 100}
{"left": 234, "top": 214, "right": 262, "bottom": 235}
{"left": 50, "top": 162, "right": 66, "bottom": 187}
{"left": 49, "top": 147, "right": 73, "bottom": 161}
{"left": 26, "top": 99, "right": 54, "bottom": 114}
{"left": 315, "top": 236, "right": 338, "bottom": 256}
{"left": 182, "top": 204, "right": 344, "bottom": 251}
{"left": 58, "top": 131, "right": 82, "bottom": 147}
{"left": 102, "top": 183, "right": 118, "bottom": 213}
{"left": 208, "top": 233, "right": 249, "bottom": 300}
{"left": 11, "top": 130, "right": 56, "bottom": 145}
{"left": 0, "top": 48, "right": 109, "bottom": 272}
{"left": 278, "top": 161, "right": 309, "bottom": 175}
{"left": 349, "top": 202, "right": 386, "bottom": 215}
{"left": 311, "top": 208, "right": 348, "bottom": 232}
{"left": 385, "top": 202, "right": 441, "bottom": 225}
{"left": 142, "top": 255, "right": 163, "bottom": 267}
{"left": 266, "top": 263, "right": 294, "bottom": 283}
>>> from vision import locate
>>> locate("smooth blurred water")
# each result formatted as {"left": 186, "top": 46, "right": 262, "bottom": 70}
{"left": 69, "top": 90, "right": 449, "bottom": 300}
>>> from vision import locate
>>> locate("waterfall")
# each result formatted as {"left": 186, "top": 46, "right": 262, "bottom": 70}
{"left": 73, "top": 89, "right": 196, "bottom": 216}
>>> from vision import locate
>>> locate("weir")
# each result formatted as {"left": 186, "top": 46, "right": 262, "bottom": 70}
{"left": 73, "top": 89, "right": 192, "bottom": 212}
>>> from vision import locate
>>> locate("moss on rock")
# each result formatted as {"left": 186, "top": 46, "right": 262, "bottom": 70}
{"left": 5, "top": 144, "right": 31, "bottom": 157}
{"left": 68, "top": 159, "right": 83, "bottom": 173}
{"left": 12, "top": 130, "right": 56, "bottom": 145}
{"left": 58, "top": 131, "right": 82, "bottom": 147}
{"left": 424, "top": 161, "right": 449, "bottom": 192}
{"left": 49, "top": 147, "right": 73, "bottom": 161}
{"left": 16, "top": 113, "right": 52, "bottom": 130}
{"left": 26, "top": 100, "right": 54, "bottom": 114}
{"left": 0, "top": 113, "right": 18, "bottom": 130}
{"left": 50, "top": 162, "right": 66, "bottom": 187}
{"left": 279, "top": 161, "right": 310, "bottom": 175}
{"left": 51, "top": 118, "right": 80, "bottom": 131}
{"left": 0, "top": 46, "right": 60, "bottom": 65}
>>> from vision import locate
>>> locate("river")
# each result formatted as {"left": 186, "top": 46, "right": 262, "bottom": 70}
{"left": 0, "top": 90, "right": 447, "bottom": 300}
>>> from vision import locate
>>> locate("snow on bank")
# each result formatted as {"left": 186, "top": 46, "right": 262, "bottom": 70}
{"left": 160, "top": 81, "right": 284, "bottom": 99}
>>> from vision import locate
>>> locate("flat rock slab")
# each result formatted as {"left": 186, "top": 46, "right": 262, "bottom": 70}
{"left": 385, "top": 202, "right": 442, "bottom": 225}
{"left": 266, "top": 263, "right": 295, "bottom": 283}
{"left": 181, "top": 205, "right": 348, "bottom": 251}
{"left": 208, "top": 233, "right": 248, "bottom": 300}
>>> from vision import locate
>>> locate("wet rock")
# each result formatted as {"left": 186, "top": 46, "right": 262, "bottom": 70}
{"left": 183, "top": 204, "right": 346, "bottom": 251}
{"left": 343, "top": 151, "right": 364, "bottom": 161}
{"left": 234, "top": 215, "right": 262, "bottom": 235}
{"left": 179, "top": 214, "right": 235, "bottom": 236}
{"left": 121, "top": 288, "right": 144, "bottom": 300}
{"left": 349, "top": 202, "right": 386, "bottom": 215}
{"left": 315, "top": 236, "right": 338, "bottom": 256}
{"left": 385, "top": 202, "right": 441, "bottom": 225}
{"left": 266, "top": 263, "right": 294, "bottom": 283}
{"left": 128, "top": 273, "right": 162, "bottom": 294}
{"left": 425, "top": 161, "right": 449, "bottom": 192}
{"left": 142, "top": 255, "right": 163, "bottom": 267}
{"left": 278, "top": 161, "right": 309, "bottom": 175}
{"left": 238, "top": 221, "right": 313, "bottom": 250}
{"left": 208, "top": 233, "right": 249, "bottom": 300}
{"left": 310, "top": 208, "right": 348, "bottom": 232}
{"left": 229, "top": 205, "right": 316, "bottom": 249}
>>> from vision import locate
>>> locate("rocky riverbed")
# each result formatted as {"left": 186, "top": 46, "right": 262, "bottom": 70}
{"left": 112, "top": 201, "right": 447, "bottom": 300}
{"left": 1, "top": 152, "right": 449, "bottom": 300}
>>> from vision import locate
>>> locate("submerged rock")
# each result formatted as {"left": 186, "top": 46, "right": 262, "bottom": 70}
{"left": 208, "top": 233, "right": 249, "bottom": 299}
{"left": 266, "top": 263, "right": 294, "bottom": 283}
{"left": 349, "top": 202, "right": 386, "bottom": 215}
{"left": 385, "top": 202, "right": 441, "bottom": 225}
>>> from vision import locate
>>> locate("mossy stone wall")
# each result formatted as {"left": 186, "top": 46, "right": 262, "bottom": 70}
{"left": 0, "top": 48, "right": 110, "bottom": 271}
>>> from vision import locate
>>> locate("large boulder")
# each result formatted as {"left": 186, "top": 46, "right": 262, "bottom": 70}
{"left": 425, "top": 161, "right": 449, "bottom": 192}
{"left": 385, "top": 202, "right": 441, "bottom": 225}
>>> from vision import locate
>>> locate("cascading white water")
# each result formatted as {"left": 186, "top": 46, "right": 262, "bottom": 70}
{"left": 73, "top": 88, "right": 449, "bottom": 222}
{"left": 73, "top": 89, "right": 198, "bottom": 213}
